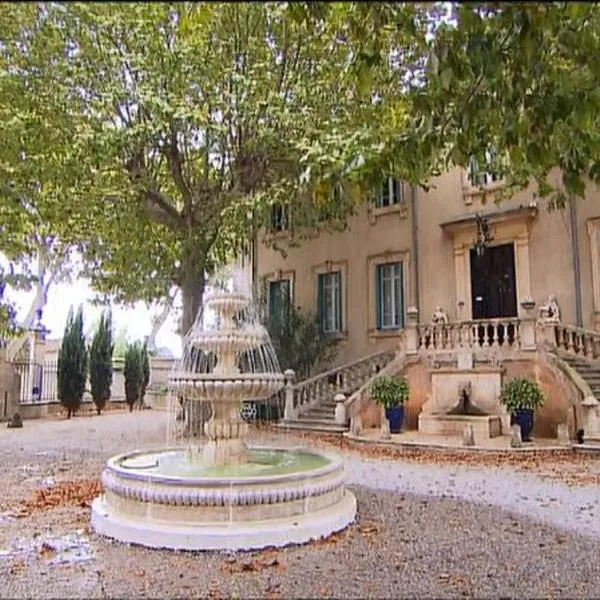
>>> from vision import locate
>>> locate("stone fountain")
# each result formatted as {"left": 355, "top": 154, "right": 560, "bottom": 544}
{"left": 91, "top": 273, "right": 356, "bottom": 550}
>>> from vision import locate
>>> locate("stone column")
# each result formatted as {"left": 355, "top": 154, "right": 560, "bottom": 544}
{"left": 405, "top": 306, "right": 419, "bottom": 355}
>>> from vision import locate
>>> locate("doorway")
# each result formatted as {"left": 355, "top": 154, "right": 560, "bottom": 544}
{"left": 470, "top": 243, "right": 518, "bottom": 320}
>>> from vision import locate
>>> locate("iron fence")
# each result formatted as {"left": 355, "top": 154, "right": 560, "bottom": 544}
{"left": 13, "top": 360, "right": 58, "bottom": 404}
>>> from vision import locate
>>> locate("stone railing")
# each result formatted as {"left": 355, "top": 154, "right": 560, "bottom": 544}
{"left": 553, "top": 324, "right": 600, "bottom": 362}
{"left": 283, "top": 349, "right": 396, "bottom": 421}
{"left": 415, "top": 318, "right": 526, "bottom": 352}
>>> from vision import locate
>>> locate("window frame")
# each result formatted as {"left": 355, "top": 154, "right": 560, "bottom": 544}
{"left": 372, "top": 177, "right": 403, "bottom": 209}
{"left": 376, "top": 262, "right": 404, "bottom": 330}
{"left": 318, "top": 271, "right": 342, "bottom": 334}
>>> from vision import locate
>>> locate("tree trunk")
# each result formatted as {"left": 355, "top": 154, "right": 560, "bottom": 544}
{"left": 67, "top": 408, "right": 71, "bottom": 419}
{"left": 178, "top": 258, "right": 209, "bottom": 438}
{"left": 147, "top": 292, "right": 176, "bottom": 353}
{"left": 180, "top": 265, "right": 206, "bottom": 337}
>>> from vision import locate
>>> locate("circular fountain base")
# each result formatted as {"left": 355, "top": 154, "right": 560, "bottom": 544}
{"left": 90, "top": 446, "right": 356, "bottom": 551}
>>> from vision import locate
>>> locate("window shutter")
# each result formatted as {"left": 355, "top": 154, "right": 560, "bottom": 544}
{"left": 335, "top": 272, "right": 342, "bottom": 331}
{"left": 375, "top": 265, "right": 382, "bottom": 330}
{"left": 396, "top": 263, "right": 404, "bottom": 328}
{"left": 317, "top": 274, "right": 325, "bottom": 331}
{"left": 393, "top": 179, "right": 401, "bottom": 205}
{"left": 268, "top": 282, "right": 277, "bottom": 317}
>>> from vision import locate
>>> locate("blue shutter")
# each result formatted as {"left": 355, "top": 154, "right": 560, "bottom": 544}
{"left": 317, "top": 274, "right": 325, "bottom": 331}
{"left": 396, "top": 263, "right": 404, "bottom": 328}
{"left": 375, "top": 265, "right": 382, "bottom": 330}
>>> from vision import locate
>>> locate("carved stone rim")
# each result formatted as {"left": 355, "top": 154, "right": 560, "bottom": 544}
{"left": 101, "top": 469, "right": 346, "bottom": 507}
{"left": 104, "top": 445, "right": 343, "bottom": 487}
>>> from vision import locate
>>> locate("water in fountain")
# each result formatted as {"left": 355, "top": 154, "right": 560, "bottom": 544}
{"left": 91, "top": 265, "right": 356, "bottom": 551}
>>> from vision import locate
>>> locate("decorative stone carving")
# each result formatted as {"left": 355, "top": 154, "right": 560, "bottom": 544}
{"left": 538, "top": 295, "right": 561, "bottom": 323}
{"left": 462, "top": 424, "right": 475, "bottom": 446}
{"left": 431, "top": 307, "right": 449, "bottom": 325}
{"left": 510, "top": 424, "right": 522, "bottom": 448}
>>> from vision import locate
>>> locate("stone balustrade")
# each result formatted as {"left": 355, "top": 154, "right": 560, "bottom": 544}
{"left": 415, "top": 318, "right": 524, "bottom": 353}
{"left": 553, "top": 324, "right": 600, "bottom": 361}
{"left": 283, "top": 350, "right": 396, "bottom": 421}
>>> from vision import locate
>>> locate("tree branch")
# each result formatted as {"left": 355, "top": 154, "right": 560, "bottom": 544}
{"left": 166, "top": 120, "right": 194, "bottom": 218}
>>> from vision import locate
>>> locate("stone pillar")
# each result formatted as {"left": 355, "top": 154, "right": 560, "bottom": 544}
{"left": 405, "top": 306, "right": 419, "bottom": 355}
{"left": 334, "top": 393, "right": 346, "bottom": 425}
{"left": 284, "top": 369, "right": 297, "bottom": 421}
{"left": 519, "top": 317, "right": 537, "bottom": 351}
{"left": 581, "top": 396, "right": 600, "bottom": 441}
{"left": 536, "top": 322, "right": 558, "bottom": 351}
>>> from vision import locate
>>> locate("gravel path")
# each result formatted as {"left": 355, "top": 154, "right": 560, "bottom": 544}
{"left": 1, "top": 411, "right": 600, "bottom": 599}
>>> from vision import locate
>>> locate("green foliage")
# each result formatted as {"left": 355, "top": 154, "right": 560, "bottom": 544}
{"left": 124, "top": 342, "right": 144, "bottom": 412}
{"left": 370, "top": 375, "right": 409, "bottom": 408}
{"left": 500, "top": 377, "right": 545, "bottom": 413}
{"left": 2, "top": 1, "right": 600, "bottom": 335}
{"left": 261, "top": 287, "right": 337, "bottom": 380}
{"left": 57, "top": 305, "right": 88, "bottom": 418}
{"left": 89, "top": 310, "right": 114, "bottom": 415}
{"left": 140, "top": 342, "right": 150, "bottom": 406}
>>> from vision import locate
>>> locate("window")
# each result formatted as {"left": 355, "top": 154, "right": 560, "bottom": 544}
{"left": 375, "top": 262, "right": 403, "bottom": 329}
{"left": 268, "top": 279, "right": 290, "bottom": 320}
{"left": 270, "top": 203, "right": 289, "bottom": 231}
{"left": 468, "top": 151, "right": 500, "bottom": 187}
{"left": 317, "top": 271, "right": 342, "bottom": 333}
{"left": 373, "top": 178, "right": 403, "bottom": 208}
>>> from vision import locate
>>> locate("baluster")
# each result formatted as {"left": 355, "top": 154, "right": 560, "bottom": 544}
{"left": 492, "top": 322, "right": 500, "bottom": 347}
{"left": 481, "top": 321, "right": 490, "bottom": 348}
{"left": 568, "top": 330, "right": 576, "bottom": 353}
{"left": 584, "top": 335, "right": 593, "bottom": 359}
{"left": 514, "top": 321, "right": 521, "bottom": 347}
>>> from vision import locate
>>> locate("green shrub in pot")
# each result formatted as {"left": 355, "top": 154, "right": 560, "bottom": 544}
{"left": 500, "top": 377, "right": 545, "bottom": 442}
{"left": 371, "top": 375, "right": 409, "bottom": 433}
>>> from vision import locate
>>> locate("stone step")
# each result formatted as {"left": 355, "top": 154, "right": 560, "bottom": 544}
{"left": 303, "top": 409, "right": 336, "bottom": 418}
{"left": 285, "top": 416, "right": 340, "bottom": 427}
{"left": 277, "top": 421, "right": 347, "bottom": 434}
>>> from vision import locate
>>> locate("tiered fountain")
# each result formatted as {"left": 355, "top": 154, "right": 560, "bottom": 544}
{"left": 91, "top": 273, "right": 356, "bottom": 550}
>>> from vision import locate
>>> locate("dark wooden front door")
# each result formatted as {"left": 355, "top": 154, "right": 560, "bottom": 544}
{"left": 470, "top": 243, "right": 518, "bottom": 319}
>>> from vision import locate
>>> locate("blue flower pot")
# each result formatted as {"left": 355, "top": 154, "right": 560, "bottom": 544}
{"left": 385, "top": 406, "right": 404, "bottom": 434}
{"left": 510, "top": 408, "right": 534, "bottom": 442}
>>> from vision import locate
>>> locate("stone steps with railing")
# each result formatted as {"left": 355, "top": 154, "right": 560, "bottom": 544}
{"left": 277, "top": 349, "right": 396, "bottom": 434}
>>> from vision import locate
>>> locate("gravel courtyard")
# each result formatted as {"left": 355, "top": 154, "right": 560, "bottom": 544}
{"left": 2, "top": 410, "right": 600, "bottom": 599}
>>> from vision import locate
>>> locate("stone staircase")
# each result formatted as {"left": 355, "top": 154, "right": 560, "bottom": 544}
{"left": 562, "top": 355, "right": 600, "bottom": 399}
{"left": 278, "top": 350, "right": 396, "bottom": 435}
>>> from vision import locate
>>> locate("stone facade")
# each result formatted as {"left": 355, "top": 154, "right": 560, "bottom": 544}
{"left": 256, "top": 167, "right": 600, "bottom": 366}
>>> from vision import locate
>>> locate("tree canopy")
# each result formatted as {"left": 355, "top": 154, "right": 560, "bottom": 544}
{"left": 1, "top": 2, "right": 598, "bottom": 335}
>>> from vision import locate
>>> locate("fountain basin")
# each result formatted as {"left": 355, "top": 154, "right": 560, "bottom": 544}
{"left": 91, "top": 446, "right": 356, "bottom": 551}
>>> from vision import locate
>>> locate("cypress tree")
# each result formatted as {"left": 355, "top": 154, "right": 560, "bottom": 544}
{"left": 140, "top": 342, "right": 150, "bottom": 408}
{"left": 89, "top": 310, "right": 114, "bottom": 415}
{"left": 124, "top": 342, "right": 143, "bottom": 412}
{"left": 57, "top": 305, "right": 88, "bottom": 419}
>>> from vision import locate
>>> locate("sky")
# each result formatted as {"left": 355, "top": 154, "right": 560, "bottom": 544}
{"left": 7, "top": 276, "right": 184, "bottom": 358}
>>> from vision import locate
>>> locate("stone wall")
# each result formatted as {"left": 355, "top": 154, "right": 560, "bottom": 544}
{"left": 0, "top": 359, "right": 20, "bottom": 421}
{"left": 503, "top": 356, "right": 580, "bottom": 439}
{"left": 355, "top": 354, "right": 580, "bottom": 439}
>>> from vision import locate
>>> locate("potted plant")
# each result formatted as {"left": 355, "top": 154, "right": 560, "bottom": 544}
{"left": 371, "top": 375, "right": 409, "bottom": 434}
{"left": 500, "top": 377, "right": 545, "bottom": 442}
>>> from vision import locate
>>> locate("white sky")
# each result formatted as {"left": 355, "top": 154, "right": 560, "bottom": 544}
{"left": 7, "top": 276, "right": 184, "bottom": 358}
